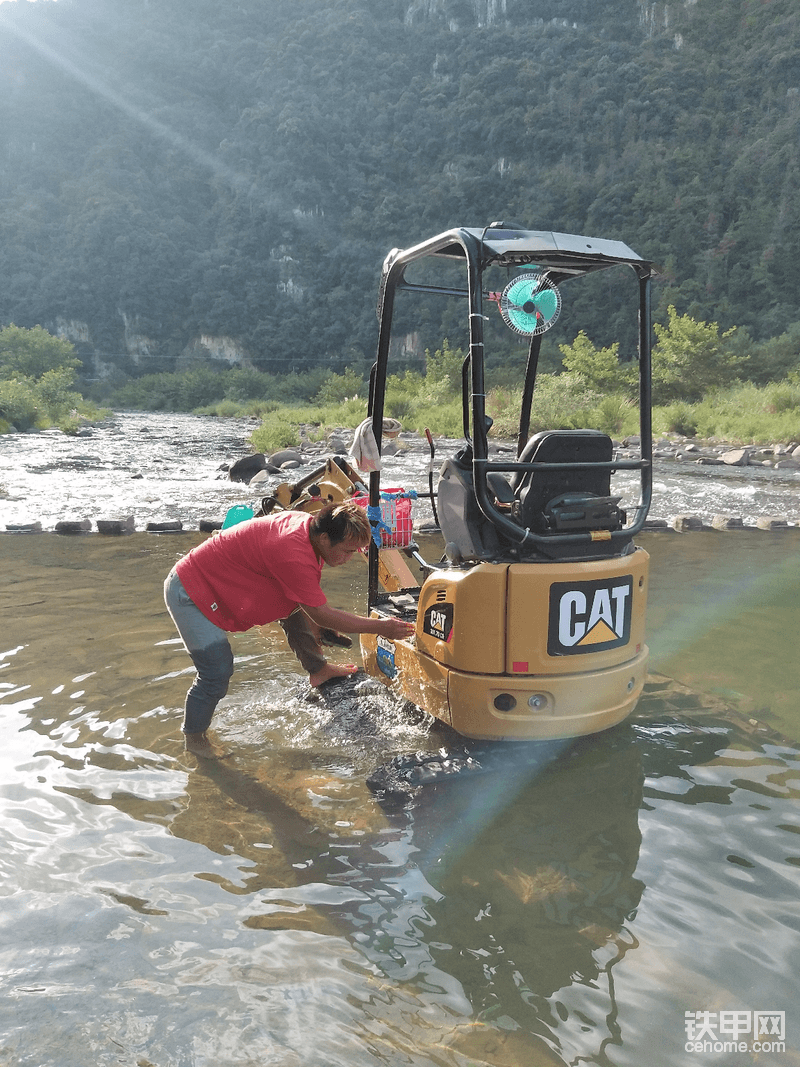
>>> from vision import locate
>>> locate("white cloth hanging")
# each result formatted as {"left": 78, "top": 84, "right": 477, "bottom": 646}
{"left": 350, "top": 418, "right": 382, "bottom": 473}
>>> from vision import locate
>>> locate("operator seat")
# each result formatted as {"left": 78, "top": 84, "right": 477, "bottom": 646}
{"left": 511, "top": 429, "right": 626, "bottom": 537}
{"left": 437, "top": 432, "right": 629, "bottom": 563}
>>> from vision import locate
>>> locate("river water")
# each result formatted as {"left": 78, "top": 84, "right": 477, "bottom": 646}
{"left": 1, "top": 413, "right": 799, "bottom": 1066}
{"left": 1, "top": 411, "right": 800, "bottom": 531}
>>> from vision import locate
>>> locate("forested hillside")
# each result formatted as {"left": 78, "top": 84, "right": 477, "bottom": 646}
{"left": 1, "top": 0, "right": 799, "bottom": 378}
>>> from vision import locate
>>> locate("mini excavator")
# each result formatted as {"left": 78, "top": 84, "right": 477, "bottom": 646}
{"left": 355, "top": 223, "right": 658, "bottom": 742}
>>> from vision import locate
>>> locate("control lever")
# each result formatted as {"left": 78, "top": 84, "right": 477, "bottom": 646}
{"left": 425, "top": 428, "right": 440, "bottom": 528}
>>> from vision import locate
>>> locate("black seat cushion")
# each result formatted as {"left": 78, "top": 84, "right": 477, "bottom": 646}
{"left": 514, "top": 430, "right": 616, "bottom": 533}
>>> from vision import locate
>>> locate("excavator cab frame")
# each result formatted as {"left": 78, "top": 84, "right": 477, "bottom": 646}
{"left": 360, "top": 223, "right": 658, "bottom": 741}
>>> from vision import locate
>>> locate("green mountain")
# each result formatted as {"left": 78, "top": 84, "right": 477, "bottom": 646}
{"left": 1, "top": 0, "right": 798, "bottom": 376}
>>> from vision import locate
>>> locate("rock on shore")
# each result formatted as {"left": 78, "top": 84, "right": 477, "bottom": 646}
{"left": 620, "top": 435, "right": 800, "bottom": 470}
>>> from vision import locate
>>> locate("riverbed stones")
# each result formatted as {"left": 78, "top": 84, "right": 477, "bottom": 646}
{"left": 97, "top": 515, "right": 135, "bottom": 535}
{"left": 228, "top": 453, "right": 270, "bottom": 482}
{"left": 326, "top": 433, "right": 347, "bottom": 453}
{"left": 672, "top": 514, "right": 706, "bottom": 532}
{"left": 4, "top": 521, "right": 42, "bottom": 533}
{"left": 145, "top": 520, "right": 183, "bottom": 533}
{"left": 247, "top": 469, "right": 272, "bottom": 489}
{"left": 268, "top": 448, "right": 303, "bottom": 468}
{"left": 6, "top": 427, "right": 800, "bottom": 533}
{"left": 711, "top": 514, "right": 744, "bottom": 531}
{"left": 55, "top": 519, "right": 92, "bottom": 535}
{"left": 720, "top": 447, "right": 752, "bottom": 466}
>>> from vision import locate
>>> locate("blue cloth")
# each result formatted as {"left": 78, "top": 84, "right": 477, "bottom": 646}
{"left": 366, "top": 503, "right": 392, "bottom": 547}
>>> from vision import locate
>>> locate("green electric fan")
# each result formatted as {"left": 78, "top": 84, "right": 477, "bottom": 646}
{"left": 498, "top": 271, "right": 562, "bottom": 335}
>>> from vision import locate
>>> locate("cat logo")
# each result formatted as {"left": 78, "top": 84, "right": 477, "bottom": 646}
{"left": 423, "top": 603, "right": 454, "bottom": 643}
{"left": 547, "top": 576, "right": 633, "bottom": 656}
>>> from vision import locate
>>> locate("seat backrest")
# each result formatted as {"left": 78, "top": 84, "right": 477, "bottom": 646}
{"left": 514, "top": 430, "right": 615, "bottom": 533}
{"left": 437, "top": 448, "right": 501, "bottom": 562}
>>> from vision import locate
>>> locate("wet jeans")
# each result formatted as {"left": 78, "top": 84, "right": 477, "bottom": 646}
{"left": 164, "top": 568, "right": 326, "bottom": 734}
{"left": 164, "top": 568, "right": 235, "bottom": 734}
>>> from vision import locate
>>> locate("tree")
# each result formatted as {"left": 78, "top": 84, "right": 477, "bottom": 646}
{"left": 425, "top": 340, "right": 466, "bottom": 393}
{"left": 0, "top": 325, "right": 79, "bottom": 381}
{"left": 558, "top": 331, "right": 636, "bottom": 397}
{"left": 651, "top": 306, "right": 743, "bottom": 402}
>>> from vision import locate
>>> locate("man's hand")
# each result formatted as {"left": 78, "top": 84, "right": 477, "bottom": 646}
{"left": 377, "top": 617, "right": 415, "bottom": 640}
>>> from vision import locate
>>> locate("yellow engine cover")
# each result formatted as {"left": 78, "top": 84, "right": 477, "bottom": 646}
{"left": 415, "top": 562, "right": 508, "bottom": 673}
{"left": 361, "top": 547, "right": 650, "bottom": 741}
{"left": 415, "top": 549, "right": 647, "bottom": 675}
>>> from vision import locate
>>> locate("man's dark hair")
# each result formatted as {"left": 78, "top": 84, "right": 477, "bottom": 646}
{"left": 310, "top": 501, "right": 371, "bottom": 545}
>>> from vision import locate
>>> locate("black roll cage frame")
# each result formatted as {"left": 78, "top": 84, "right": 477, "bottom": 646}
{"left": 366, "top": 225, "right": 658, "bottom": 599}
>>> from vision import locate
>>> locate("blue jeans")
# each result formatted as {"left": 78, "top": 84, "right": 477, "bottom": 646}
{"left": 164, "top": 568, "right": 234, "bottom": 735}
{"left": 163, "top": 568, "right": 327, "bottom": 734}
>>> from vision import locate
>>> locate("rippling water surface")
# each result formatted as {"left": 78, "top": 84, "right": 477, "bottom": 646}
{"left": 2, "top": 411, "right": 800, "bottom": 530}
{"left": 2, "top": 415, "right": 800, "bottom": 1066}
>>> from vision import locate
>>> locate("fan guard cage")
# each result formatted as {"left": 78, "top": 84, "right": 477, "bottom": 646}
{"left": 499, "top": 272, "right": 562, "bottom": 336}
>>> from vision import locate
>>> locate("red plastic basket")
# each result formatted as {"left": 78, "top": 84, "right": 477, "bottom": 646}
{"left": 354, "top": 487, "right": 414, "bottom": 547}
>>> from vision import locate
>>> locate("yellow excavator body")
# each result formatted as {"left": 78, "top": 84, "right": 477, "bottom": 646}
{"left": 360, "top": 546, "right": 648, "bottom": 740}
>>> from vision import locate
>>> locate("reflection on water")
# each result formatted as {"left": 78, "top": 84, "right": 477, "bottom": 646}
{"left": 646, "top": 528, "right": 800, "bottom": 739}
{"left": 2, "top": 531, "right": 799, "bottom": 1066}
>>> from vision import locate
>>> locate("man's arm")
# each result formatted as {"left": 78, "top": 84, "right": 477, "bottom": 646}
{"left": 302, "top": 602, "right": 414, "bottom": 641}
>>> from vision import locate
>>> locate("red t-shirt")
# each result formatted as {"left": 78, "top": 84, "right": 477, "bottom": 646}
{"left": 175, "top": 511, "right": 326, "bottom": 632}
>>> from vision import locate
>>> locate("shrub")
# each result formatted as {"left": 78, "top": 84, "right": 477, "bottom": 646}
{"left": 652, "top": 306, "right": 743, "bottom": 402}
{"left": 409, "top": 397, "right": 465, "bottom": 438}
{"left": 486, "top": 373, "right": 603, "bottom": 438}
{"left": 559, "top": 331, "right": 636, "bottom": 397}
{"left": 36, "top": 367, "right": 83, "bottom": 421}
{"left": 223, "top": 367, "right": 274, "bottom": 402}
{"left": 314, "top": 366, "right": 365, "bottom": 405}
{"left": 425, "top": 340, "right": 466, "bottom": 392}
{"left": 0, "top": 377, "right": 41, "bottom": 430}
{"left": 656, "top": 401, "right": 698, "bottom": 437}
{"left": 176, "top": 366, "right": 226, "bottom": 409}
{"left": 270, "top": 368, "right": 330, "bottom": 403}
{"left": 0, "top": 324, "right": 79, "bottom": 380}
{"left": 763, "top": 381, "right": 800, "bottom": 414}
{"left": 527, "top": 373, "right": 600, "bottom": 433}
{"left": 588, "top": 395, "right": 638, "bottom": 437}
{"left": 690, "top": 382, "right": 800, "bottom": 442}
{"left": 195, "top": 398, "right": 244, "bottom": 418}
{"left": 384, "top": 371, "right": 423, "bottom": 420}
{"left": 250, "top": 414, "right": 301, "bottom": 454}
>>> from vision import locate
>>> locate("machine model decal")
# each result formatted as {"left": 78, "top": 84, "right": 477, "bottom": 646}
{"left": 423, "top": 604, "right": 454, "bottom": 643}
{"left": 547, "top": 576, "right": 633, "bottom": 656}
{"left": 376, "top": 636, "right": 397, "bottom": 678}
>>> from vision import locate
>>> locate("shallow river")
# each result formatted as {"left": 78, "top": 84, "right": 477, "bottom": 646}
{"left": 1, "top": 411, "right": 800, "bottom": 531}
{"left": 1, "top": 415, "right": 799, "bottom": 1066}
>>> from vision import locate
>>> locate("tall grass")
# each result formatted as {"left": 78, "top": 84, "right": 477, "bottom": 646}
{"left": 653, "top": 382, "right": 800, "bottom": 443}
{"left": 242, "top": 376, "right": 800, "bottom": 453}
{"left": 86, "top": 348, "right": 800, "bottom": 451}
